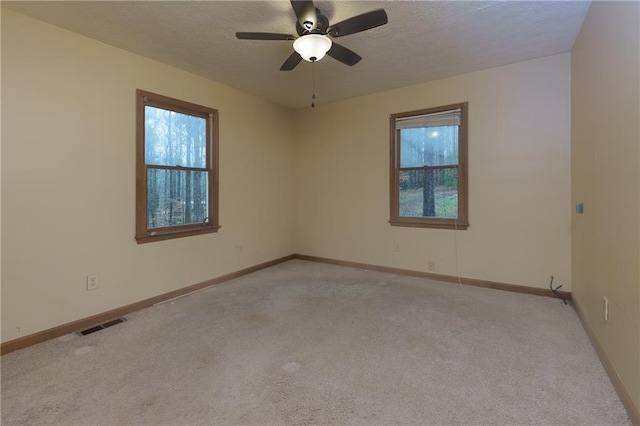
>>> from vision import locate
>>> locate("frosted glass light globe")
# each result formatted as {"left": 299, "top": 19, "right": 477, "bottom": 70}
{"left": 293, "top": 34, "right": 332, "bottom": 62}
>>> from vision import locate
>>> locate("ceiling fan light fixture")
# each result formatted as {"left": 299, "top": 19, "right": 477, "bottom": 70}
{"left": 293, "top": 34, "right": 332, "bottom": 62}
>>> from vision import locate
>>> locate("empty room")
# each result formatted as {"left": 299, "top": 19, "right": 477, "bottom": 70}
{"left": 1, "top": 1, "right": 638, "bottom": 424}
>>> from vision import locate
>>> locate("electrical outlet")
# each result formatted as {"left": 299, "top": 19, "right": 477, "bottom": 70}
{"left": 428, "top": 261, "right": 435, "bottom": 272}
{"left": 603, "top": 296, "right": 609, "bottom": 322}
{"left": 393, "top": 243, "right": 400, "bottom": 252}
{"left": 86, "top": 275, "right": 99, "bottom": 291}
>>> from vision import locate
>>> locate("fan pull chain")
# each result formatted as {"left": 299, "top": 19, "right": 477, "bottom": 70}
{"left": 311, "top": 61, "right": 316, "bottom": 108}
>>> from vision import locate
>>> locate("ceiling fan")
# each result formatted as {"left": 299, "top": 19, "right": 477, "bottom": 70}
{"left": 236, "top": 0, "right": 388, "bottom": 71}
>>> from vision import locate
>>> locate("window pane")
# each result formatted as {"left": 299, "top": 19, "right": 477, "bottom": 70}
{"left": 400, "top": 126, "right": 458, "bottom": 167}
{"left": 399, "top": 168, "right": 458, "bottom": 218}
{"left": 145, "top": 106, "right": 206, "bottom": 168}
{"left": 147, "top": 168, "right": 208, "bottom": 229}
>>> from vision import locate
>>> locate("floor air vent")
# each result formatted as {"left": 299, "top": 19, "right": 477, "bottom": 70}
{"left": 77, "top": 317, "right": 126, "bottom": 336}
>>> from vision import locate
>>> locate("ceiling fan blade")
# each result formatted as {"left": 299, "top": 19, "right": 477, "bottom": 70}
{"left": 236, "top": 32, "right": 296, "bottom": 40}
{"left": 290, "top": 0, "right": 318, "bottom": 31}
{"left": 280, "top": 52, "right": 303, "bottom": 71}
{"left": 328, "top": 9, "right": 388, "bottom": 37}
{"left": 326, "top": 42, "right": 362, "bottom": 66}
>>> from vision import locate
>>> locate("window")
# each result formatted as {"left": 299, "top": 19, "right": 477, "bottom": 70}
{"left": 389, "top": 102, "right": 468, "bottom": 230}
{"left": 136, "top": 90, "right": 219, "bottom": 243}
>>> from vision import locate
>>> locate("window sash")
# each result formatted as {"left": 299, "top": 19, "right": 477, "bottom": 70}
{"left": 144, "top": 105, "right": 208, "bottom": 168}
{"left": 145, "top": 167, "right": 210, "bottom": 229}
{"left": 398, "top": 167, "right": 459, "bottom": 219}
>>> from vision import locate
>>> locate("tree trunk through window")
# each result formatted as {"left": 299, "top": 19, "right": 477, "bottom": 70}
{"left": 423, "top": 169, "right": 435, "bottom": 216}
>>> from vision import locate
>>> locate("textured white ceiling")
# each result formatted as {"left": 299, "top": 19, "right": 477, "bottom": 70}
{"left": 3, "top": 1, "right": 591, "bottom": 109}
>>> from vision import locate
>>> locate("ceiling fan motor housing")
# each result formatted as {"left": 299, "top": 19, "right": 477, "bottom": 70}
{"left": 296, "top": 10, "right": 329, "bottom": 36}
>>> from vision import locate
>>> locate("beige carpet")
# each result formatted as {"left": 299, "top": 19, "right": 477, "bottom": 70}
{"left": 1, "top": 260, "right": 630, "bottom": 425}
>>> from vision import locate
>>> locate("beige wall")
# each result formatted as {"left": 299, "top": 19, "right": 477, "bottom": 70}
{"left": 293, "top": 54, "right": 572, "bottom": 290}
{"left": 1, "top": 10, "right": 295, "bottom": 342}
{"left": 571, "top": 1, "right": 640, "bottom": 412}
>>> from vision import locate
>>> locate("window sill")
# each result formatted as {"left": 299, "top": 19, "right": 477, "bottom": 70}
{"left": 389, "top": 219, "right": 468, "bottom": 230}
{"left": 135, "top": 225, "right": 221, "bottom": 244}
